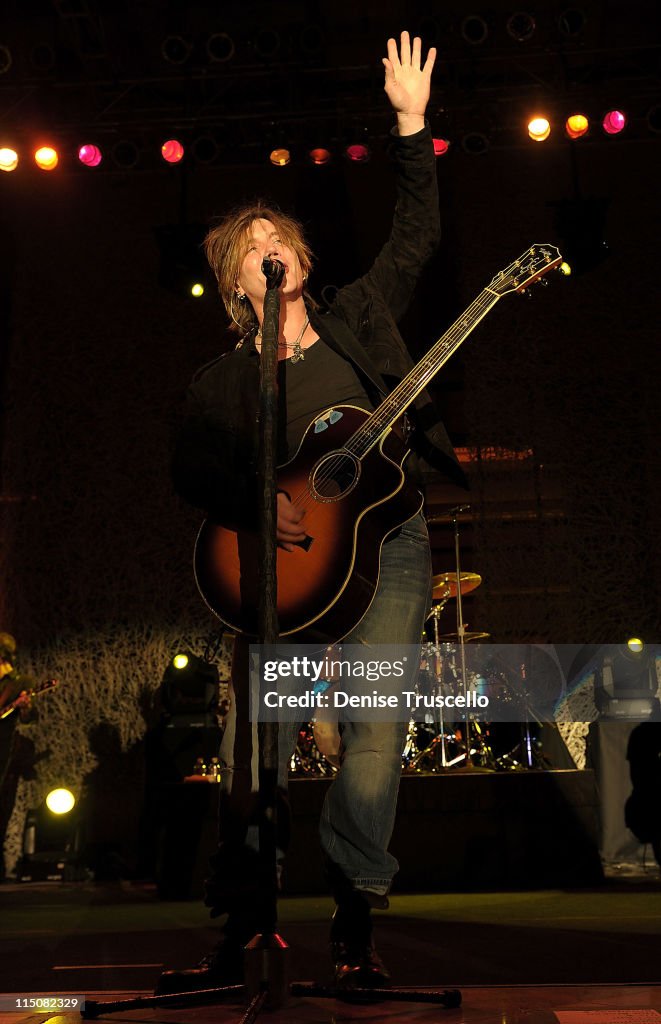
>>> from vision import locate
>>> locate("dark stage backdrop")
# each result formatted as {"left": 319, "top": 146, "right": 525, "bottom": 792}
{"left": 0, "top": 88, "right": 659, "bottom": 872}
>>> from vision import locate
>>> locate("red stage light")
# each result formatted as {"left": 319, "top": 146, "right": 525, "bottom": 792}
{"left": 162, "top": 139, "right": 185, "bottom": 163}
{"left": 309, "top": 147, "right": 332, "bottom": 165}
{"left": 78, "top": 144, "right": 102, "bottom": 167}
{"left": 345, "top": 143, "right": 369, "bottom": 163}
{"left": 433, "top": 137, "right": 450, "bottom": 156}
{"left": 602, "top": 110, "right": 626, "bottom": 135}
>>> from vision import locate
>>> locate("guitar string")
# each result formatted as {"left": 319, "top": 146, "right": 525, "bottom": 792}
{"left": 287, "top": 287, "right": 499, "bottom": 516}
{"left": 287, "top": 287, "right": 500, "bottom": 516}
{"left": 278, "top": 251, "right": 552, "bottom": 530}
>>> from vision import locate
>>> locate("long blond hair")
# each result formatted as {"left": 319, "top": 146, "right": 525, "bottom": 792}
{"left": 204, "top": 203, "right": 315, "bottom": 335}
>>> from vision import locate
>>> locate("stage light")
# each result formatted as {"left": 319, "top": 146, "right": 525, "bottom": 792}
{"left": 46, "top": 788, "right": 76, "bottom": 815}
{"left": 161, "top": 652, "right": 219, "bottom": 727}
{"left": 78, "top": 144, "right": 102, "bottom": 167}
{"left": 173, "top": 653, "right": 189, "bottom": 670}
{"left": 206, "top": 32, "right": 235, "bottom": 63}
{"left": 433, "top": 138, "right": 450, "bottom": 156}
{"left": 602, "top": 109, "right": 626, "bottom": 135}
{"left": 507, "top": 12, "right": 536, "bottom": 42}
{"left": 461, "top": 15, "right": 489, "bottom": 45}
{"left": 161, "top": 139, "right": 185, "bottom": 164}
{"left": 254, "top": 28, "right": 280, "bottom": 59}
{"left": 112, "top": 140, "right": 139, "bottom": 168}
{"left": 528, "top": 117, "right": 551, "bottom": 142}
{"left": 627, "top": 638, "right": 644, "bottom": 653}
{"left": 30, "top": 43, "right": 55, "bottom": 71}
{"left": 299, "top": 24, "right": 324, "bottom": 57}
{"left": 461, "top": 131, "right": 489, "bottom": 155}
{"left": 558, "top": 7, "right": 586, "bottom": 36}
{"left": 35, "top": 146, "right": 59, "bottom": 170}
{"left": 269, "top": 147, "right": 291, "bottom": 166}
{"left": 161, "top": 34, "right": 191, "bottom": 65}
{"left": 559, "top": 261, "right": 572, "bottom": 276}
{"left": 565, "top": 114, "right": 589, "bottom": 139}
{"left": 0, "top": 147, "right": 18, "bottom": 172}
{"left": 191, "top": 283, "right": 204, "bottom": 297}
{"left": 345, "top": 143, "right": 369, "bottom": 163}
{"left": 309, "top": 147, "right": 332, "bottom": 166}
{"left": 647, "top": 105, "right": 661, "bottom": 134}
{"left": 594, "top": 643, "right": 658, "bottom": 719}
{"left": 0, "top": 44, "right": 12, "bottom": 75}
{"left": 192, "top": 135, "right": 218, "bottom": 164}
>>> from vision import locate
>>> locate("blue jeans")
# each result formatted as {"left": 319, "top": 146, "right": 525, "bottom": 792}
{"left": 210, "top": 512, "right": 431, "bottom": 909}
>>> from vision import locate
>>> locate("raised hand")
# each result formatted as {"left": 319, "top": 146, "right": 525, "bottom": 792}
{"left": 383, "top": 31, "right": 436, "bottom": 134}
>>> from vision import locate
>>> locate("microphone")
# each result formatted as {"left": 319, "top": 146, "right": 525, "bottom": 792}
{"left": 449, "top": 504, "right": 471, "bottom": 514}
{"left": 261, "top": 257, "right": 285, "bottom": 288}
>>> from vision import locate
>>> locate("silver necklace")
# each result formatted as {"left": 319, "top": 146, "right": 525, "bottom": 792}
{"left": 257, "top": 314, "right": 309, "bottom": 363}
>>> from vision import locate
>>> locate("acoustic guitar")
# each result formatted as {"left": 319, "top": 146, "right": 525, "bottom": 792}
{"left": 195, "top": 244, "right": 562, "bottom": 641}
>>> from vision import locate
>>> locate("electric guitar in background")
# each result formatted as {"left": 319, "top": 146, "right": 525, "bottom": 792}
{"left": 195, "top": 244, "right": 563, "bottom": 641}
{"left": 0, "top": 678, "right": 59, "bottom": 720}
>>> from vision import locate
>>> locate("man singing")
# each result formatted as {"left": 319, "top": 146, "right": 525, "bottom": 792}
{"left": 161, "top": 30, "right": 463, "bottom": 994}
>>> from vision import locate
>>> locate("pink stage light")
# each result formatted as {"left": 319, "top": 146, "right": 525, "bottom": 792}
{"left": 78, "top": 144, "right": 102, "bottom": 167}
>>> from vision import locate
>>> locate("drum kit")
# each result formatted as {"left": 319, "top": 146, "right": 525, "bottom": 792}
{"left": 290, "top": 509, "right": 543, "bottom": 776}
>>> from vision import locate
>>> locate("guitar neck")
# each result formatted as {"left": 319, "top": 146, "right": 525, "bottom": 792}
{"left": 347, "top": 286, "right": 501, "bottom": 458}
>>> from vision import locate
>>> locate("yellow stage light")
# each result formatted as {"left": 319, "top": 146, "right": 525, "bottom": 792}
{"left": 173, "top": 653, "right": 189, "bottom": 669}
{"left": 528, "top": 117, "right": 551, "bottom": 142}
{"left": 0, "top": 147, "right": 18, "bottom": 172}
{"left": 191, "top": 283, "right": 204, "bottom": 297}
{"left": 627, "top": 638, "right": 644, "bottom": 653}
{"left": 35, "top": 146, "right": 59, "bottom": 170}
{"left": 45, "top": 788, "right": 75, "bottom": 814}
{"left": 559, "top": 262, "right": 572, "bottom": 276}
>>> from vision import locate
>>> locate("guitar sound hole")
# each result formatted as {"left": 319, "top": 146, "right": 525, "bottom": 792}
{"left": 311, "top": 452, "right": 360, "bottom": 501}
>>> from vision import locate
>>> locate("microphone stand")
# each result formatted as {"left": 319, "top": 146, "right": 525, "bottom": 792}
{"left": 83, "top": 262, "right": 461, "bottom": 1020}
{"left": 241, "top": 258, "right": 290, "bottom": 1011}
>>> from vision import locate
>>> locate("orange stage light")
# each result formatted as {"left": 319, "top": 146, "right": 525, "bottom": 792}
{"left": 565, "top": 114, "right": 589, "bottom": 139}
{"left": 269, "top": 147, "right": 291, "bottom": 166}
{"left": 35, "top": 146, "right": 59, "bottom": 170}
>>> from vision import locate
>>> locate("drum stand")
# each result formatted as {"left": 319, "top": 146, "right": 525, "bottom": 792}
{"left": 444, "top": 509, "right": 494, "bottom": 771}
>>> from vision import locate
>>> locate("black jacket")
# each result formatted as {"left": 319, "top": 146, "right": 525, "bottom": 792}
{"left": 172, "top": 125, "right": 465, "bottom": 530}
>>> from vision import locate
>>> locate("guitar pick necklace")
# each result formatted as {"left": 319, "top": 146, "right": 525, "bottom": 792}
{"left": 256, "top": 313, "right": 309, "bottom": 363}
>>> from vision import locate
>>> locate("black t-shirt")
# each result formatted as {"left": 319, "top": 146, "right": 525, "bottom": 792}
{"left": 281, "top": 338, "right": 373, "bottom": 457}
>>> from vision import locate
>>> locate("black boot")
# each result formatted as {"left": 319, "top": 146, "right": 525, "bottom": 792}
{"left": 330, "top": 890, "right": 391, "bottom": 996}
{"left": 154, "top": 914, "right": 258, "bottom": 995}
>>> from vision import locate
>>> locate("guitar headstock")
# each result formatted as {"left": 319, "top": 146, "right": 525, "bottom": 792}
{"left": 488, "top": 244, "right": 563, "bottom": 296}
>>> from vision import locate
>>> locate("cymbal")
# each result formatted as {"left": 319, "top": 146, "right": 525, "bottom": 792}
{"left": 431, "top": 571, "right": 482, "bottom": 599}
{"left": 439, "top": 631, "right": 491, "bottom": 643}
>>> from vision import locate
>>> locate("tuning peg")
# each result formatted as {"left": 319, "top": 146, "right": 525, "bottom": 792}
{"left": 539, "top": 277, "right": 548, "bottom": 286}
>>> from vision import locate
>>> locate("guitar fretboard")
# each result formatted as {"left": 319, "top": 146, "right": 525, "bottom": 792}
{"left": 346, "top": 287, "right": 501, "bottom": 459}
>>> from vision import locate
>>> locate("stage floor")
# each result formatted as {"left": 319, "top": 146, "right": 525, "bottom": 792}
{"left": 1, "top": 878, "right": 661, "bottom": 1022}
{"left": 1, "top": 984, "right": 661, "bottom": 1023}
